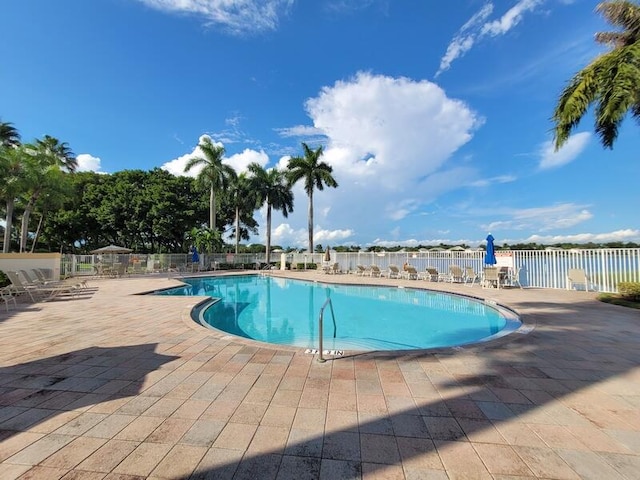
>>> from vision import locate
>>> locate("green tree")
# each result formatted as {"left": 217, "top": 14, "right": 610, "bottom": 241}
{"left": 29, "top": 169, "right": 72, "bottom": 252}
{"left": 18, "top": 138, "right": 76, "bottom": 252}
{"left": 248, "top": 163, "right": 294, "bottom": 264}
{"left": 0, "top": 145, "right": 27, "bottom": 252}
{"left": 553, "top": 0, "right": 640, "bottom": 150}
{"left": 226, "top": 172, "right": 259, "bottom": 255}
{"left": 184, "top": 137, "right": 235, "bottom": 235}
{"left": 35, "top": 135, "right": 78, "bottom": 172}
{"left": 0, "top": 120, "right": 22, "bottom": 252}
{"left": 0, "top": 120, "right": 21, "bottom": 148}
{"left": 287, "top": 143, "right": 338, "bottom": 253}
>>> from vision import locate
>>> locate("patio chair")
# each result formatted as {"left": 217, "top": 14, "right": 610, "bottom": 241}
{"left": 505, "top": 267, "right": 523, "bottom": 289}
{"left": 368, "top": 265, "right": 382, "bottom": 277}
{"left": 403, "top": 266, "right": 419, "bottom": 280}
{"left": 1, "top": 286, "right": 18, "bottom": 311}
{"left": 7, "top": 271, "right": 79, "bottom": 302}
{"left": 355, "top": 265, "right": 367, "bottom": 276}
{"left": 463, "top": 266, "right": 479, "bottom": 287}
{"left": 387, "top": 265, "right": 401, "bottom": 279}
{"left": 331, "top": 262, "right": 342, "bottom": 274}
{"left": 482, "top": 267, "right": 500, "bottom": 289}
{"left": 419, "top": 267, "right": 440, "bottom": 282}
{"left": 5, "top": 271, "right": 41, "bottom": 302}
{"left": 449, "top": 265, "right": 465, "bottom": 283}
{"left": 567, "top": 269, "right": 593, "bottom": 292}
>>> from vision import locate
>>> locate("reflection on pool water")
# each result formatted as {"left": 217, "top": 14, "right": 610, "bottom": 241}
{"left": 155, "top": 275, "right": 520, "bottom": 351}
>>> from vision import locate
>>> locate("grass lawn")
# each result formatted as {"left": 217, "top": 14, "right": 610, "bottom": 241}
{"left": 598, "top": 293, "right": 640, "bottom": 310}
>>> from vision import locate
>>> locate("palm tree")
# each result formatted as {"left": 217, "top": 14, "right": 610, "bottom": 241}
{"left": 248, "top": 163, "right": 294, "bottom": 264}
{"left": 227, "top": 172, "right": 257, "bottom": 255}
{"left": 0, "top": 121, "right": 22, "bottom": 252}
{"left": 35, "top": 135, "right": 78, "bottom": 172}
{"left": 0, "top": 145, "right": 26, "bottom": 252}
{"left": 184, "top": 137, "right": 235, "bottom": 234}
{"left": 18, "top": 138, "right": 76, "bottom": 251}
{"left": 287, "top": 143, "right": 338, "bottom": 253}
{"left": 0, "top": 120, "right": 21, "bottom": 148}
{"left": 552, "top": 0, "right": 640, "bottom": 150}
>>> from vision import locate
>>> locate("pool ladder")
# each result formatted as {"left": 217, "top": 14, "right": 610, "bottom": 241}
{"left": 317, "top": 296, "right": 337, "bottom": 363}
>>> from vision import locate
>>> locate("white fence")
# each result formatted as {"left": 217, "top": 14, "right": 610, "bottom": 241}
{"left": 60, "top": 248, "right": 640, "bottom": 293}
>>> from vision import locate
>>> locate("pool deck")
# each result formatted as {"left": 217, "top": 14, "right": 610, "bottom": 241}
{"left": 0, "top": 270, "right": 639, "bottom": 479}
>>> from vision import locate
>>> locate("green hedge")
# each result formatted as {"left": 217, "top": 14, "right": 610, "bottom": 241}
{"left": 0, "top": 270, "right": 8, "bottom": 288}
{"left": 618, "top": 282, "right": 640, "bottom": 300}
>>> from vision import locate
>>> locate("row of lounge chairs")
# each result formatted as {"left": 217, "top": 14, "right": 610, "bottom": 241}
{"left": 352, "top": 264, "right": 524, "bottom": 289}
{"left": 354, "top": 264, "right": 477, "bottom": 282}
{"left": 1, "top": 269, "right": 89, "bottom": 309}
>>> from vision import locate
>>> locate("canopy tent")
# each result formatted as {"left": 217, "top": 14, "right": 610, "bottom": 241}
{"left": 90, "top": 244, "right": 132, "bottom": 254}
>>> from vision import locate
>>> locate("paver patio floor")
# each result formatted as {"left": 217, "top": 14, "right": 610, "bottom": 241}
{"left": 0, "top": 271, "right": 638, "bottom": 479}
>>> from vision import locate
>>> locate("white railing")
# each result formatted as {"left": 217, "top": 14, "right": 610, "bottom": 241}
{"left": 59, "top": 248, "right": 640, "bottom": 293}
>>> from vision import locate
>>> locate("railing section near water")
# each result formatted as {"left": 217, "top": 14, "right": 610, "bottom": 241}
{"left": 60, "top": 248, "right": 640, "bottom": 293}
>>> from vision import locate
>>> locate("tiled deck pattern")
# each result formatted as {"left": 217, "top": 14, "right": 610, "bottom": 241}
{"left": 0, "top": 271, "right": 639, "bottom": 479}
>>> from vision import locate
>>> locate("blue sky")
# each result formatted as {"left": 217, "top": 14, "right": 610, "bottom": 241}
{"left": 2, "top": 0, "right": 639, "bottom": 248}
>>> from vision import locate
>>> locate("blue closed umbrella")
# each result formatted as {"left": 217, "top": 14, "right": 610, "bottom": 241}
{"left": 191, "top": 246, "right": 200, "bottom": 263}
{"left": 484, "top": 234, "right": 496, "bottom": 265}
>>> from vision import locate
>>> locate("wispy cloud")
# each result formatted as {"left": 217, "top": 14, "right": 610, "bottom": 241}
{"left": 436, "top": 0, "right": 545, "bottom": 76}
{"left": 482, "top": 202, "right": 593, "bottom": 232}
{"left": 539, "top": 131, "right": 590, "bottom": 169}
{"left": 136, "top": 0, "right": 294, "bottom": 35}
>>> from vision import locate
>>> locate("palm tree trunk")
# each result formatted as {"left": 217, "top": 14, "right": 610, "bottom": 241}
{"left": 210, "top": 186, "right": 216, "bottom": 231}
{"left": 20, "top": 195, "right": 38, "bottom": 252}
{"left": 3, "top": 199, "right": 15, "bottom": 253}
{"left": 234, "top": 206, "right": 240, "bottom": 255}
{"left": 266, "top": 204, "right": 272, "bottom": 264}
{"left": 30, "top": 213, "right": 45, "bottom": 253}
{"left": 308, "top": 191, "right": 314, "bottom": 253}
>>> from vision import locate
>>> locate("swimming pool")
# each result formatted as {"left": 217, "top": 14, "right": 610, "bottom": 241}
{"left": 156, "top": 275, "right": 521, "bottom": 351}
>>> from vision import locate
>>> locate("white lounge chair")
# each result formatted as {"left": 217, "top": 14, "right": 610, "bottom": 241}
{"left": 463, "top": 266, "right": 479, "bottom": 287}
{"left": 368, "top": 265, "right": 382, "bottom": 277}
{"left": 403, "top": 266, "right": 419, "bottom": 280}
{"left": 567, "top": 269, "right": 593, "bottom": 292}
{"left": 419, "top": 267, "right": 440, "bottom": 282}
{"left": 482, "top": 267, "right": 501, "bottom": 289}
{"left": 1, "top": 286, "right": 17, "bottom": 311}
{"left": 449, "top": 265, "right": 465, "bottom": 283}
{"left": 387, "top": 265, "right": 401, "bottom": 279}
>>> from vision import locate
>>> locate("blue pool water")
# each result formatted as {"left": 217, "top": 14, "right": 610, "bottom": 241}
{"left": 155, "top": 275, "right": 520, "bottom": 351}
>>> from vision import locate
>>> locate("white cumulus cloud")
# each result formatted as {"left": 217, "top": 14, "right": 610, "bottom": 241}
{"left": 76, "top": 153, "right": 104, "bottom": 173}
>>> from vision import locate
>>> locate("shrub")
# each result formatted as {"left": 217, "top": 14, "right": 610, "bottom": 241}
{"left": 0, "top": 270, "right": 8, "bottom": 288}
{"left": 618, "top": 282, "right": 640, "bottom": 301}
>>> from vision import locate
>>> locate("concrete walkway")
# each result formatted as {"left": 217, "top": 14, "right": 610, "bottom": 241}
{"left": 0, "top": 271, "right": 638, "bottom": 479}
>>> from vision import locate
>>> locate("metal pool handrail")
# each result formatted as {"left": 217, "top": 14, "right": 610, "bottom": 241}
{"left": 317, "top": 295, "right": 337, "bottom": 363}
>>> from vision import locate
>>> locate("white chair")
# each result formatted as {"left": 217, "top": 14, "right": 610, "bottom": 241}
{"left": 403, "top": 266, "right": 419, "bottom": 280}
{"left": 482, "top": 267, "right": 501, "bottom": 289}
{"left": 449, "top": 265, "right": 464, "bottom": 283}
{"left": 567, "top": 269, "right": 593, "bottom": 292}
{"left": 387, "top": 265, "right": 401, "bottom": 279}
{"left": 1, "top": 286, "right": 18, "bottom": 311}
{"left": 507, "top": 267, "right": 523, "bottom": 289}
{"left": 463, "top": 267, "right": 479, "bottom": 287}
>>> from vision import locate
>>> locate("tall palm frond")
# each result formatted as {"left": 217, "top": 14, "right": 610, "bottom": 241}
{"left": 184, "top": 136, "right": 236, "bottom": 235}
{"left": 286, "top": 142, "right": 338, "bottom": 253}
{"left": 553, "top": 0, "right": 640, "bottom": 150}
{"left": 248, "top": 163, "right": 294, "bottom": 264}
